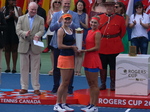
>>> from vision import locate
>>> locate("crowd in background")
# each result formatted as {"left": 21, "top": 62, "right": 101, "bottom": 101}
{"left": 0, "top": 0, "right": 150, "bottom": 92}
{"left": 0, "top": 0, "right": 150, "bottom": 94}
{"left": 0, "top": 0, "right": 150, "bottom": 112}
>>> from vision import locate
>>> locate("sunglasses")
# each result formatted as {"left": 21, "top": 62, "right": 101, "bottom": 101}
{"left": 115, "top": 6, "right": 121, "bottom": 8}
{"left": 54, "top": 1, "right": 61, "bottom": 4}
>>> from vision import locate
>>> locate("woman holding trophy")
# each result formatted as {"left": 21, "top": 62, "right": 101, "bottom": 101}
{"left": 53, "top": 13, "right": 78, "bottom": 112}
{"left": 80, "top": 16, "right": 102, "bottom": 112}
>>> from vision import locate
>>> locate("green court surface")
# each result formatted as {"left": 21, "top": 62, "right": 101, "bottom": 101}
{"left": 1, "top": 51, "right": 85, "bottom": 75}
{"left": 1, "top": 41, "right": 150, "bottom": 75}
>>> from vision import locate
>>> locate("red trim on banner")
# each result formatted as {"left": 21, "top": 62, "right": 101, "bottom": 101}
{"left": 1, "top": 89, "right": 150, "bottom": 109}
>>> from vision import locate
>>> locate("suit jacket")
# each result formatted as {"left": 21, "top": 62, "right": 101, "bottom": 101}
{"left": 49, "top": 10, "right": 80, "bottom": 48}
{"left": 16, "top": 14, "right": 44, "bottom": 54}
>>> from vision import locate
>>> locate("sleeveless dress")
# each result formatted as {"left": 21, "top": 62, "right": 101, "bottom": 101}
{"left": 57, "top": 28, "right": 75, "bottom": 69}
{"left": 59, "top": 28, "right": 75, "bottom": 56}
{"left": 3, "top": 6, "right": 19, "bottom": 45}
{"left": 82, "top": 29, "right": 102, "bottom": 69}
{"left": 78, "top": 12, "right": 88, "bottom": 41}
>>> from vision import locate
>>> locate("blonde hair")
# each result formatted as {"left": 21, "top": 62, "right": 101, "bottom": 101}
{"left": 50, "top": 0, "right": 62, "bottom": 12}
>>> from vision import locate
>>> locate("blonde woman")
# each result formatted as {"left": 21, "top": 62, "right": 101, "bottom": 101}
{"left": 80, "top": 16, "right": 102, "bottom": 112}
{"left": 43, "top": 0, "right": 62, "bottom": 75}
{"left": 53, "top": 13, "right": 78, "bottom": 112}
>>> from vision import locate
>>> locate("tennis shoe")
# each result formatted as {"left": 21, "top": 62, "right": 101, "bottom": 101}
{"left": 80, "top": 104, "right": 91, "bottom": 111}
{"left": 53, "top": 104, "right": 66, "bottom": 112}
{"left": 62, "top": 104, "right": 74, "bottom": 111}
{"left": 84, "top": 105, "right": 98, "bottom": 112}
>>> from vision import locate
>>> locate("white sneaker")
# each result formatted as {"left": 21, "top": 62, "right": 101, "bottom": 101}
{"left": 53, "top": 104, "right": 66, "bottom": 112}
{"left": 81, "top": 104, "right": 91, "bottom": 111}
{"left": 62, "top": 104, "right": 74, "bottom": 111}
{"left": 84, "top": 105, "right": 98, "bottom": 112}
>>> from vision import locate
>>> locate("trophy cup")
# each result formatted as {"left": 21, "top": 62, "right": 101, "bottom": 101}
{"left": 129, "top": 46, "right": 137, "bottom": 56}
{"left": 75, "top": 28, "right": 83, "bottom": 50}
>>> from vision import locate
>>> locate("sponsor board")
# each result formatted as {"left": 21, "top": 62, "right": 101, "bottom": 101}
{"left": 116, "top": 54, "right": 150, "bottom": 95}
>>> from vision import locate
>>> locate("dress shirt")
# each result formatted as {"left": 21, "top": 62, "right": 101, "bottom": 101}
{"left": 28, "top": 15, "right": 35, "bottom": 30}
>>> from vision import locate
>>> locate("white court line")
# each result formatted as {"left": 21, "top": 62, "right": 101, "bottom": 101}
{"left": 125, "top": 108, "right": 131, "bottom": 112}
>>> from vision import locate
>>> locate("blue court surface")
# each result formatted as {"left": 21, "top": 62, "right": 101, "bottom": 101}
{"left": 0, "top": 73, "right": 150, "bottom": 112}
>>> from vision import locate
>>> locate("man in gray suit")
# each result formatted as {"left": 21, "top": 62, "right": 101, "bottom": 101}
{"left": 50, "top": 0, "right": 80, "bottom": 94}
{"left": 16, "top": 2, "right": 45, "bottom": 95}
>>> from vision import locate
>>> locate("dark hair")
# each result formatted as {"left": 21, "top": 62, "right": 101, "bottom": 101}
{"left": 5, "top": 0, "right": 9, "bottom": 7}
{"left": 115, "top": 2, "right": 126, "bottom": 14}
{"left": 74, "top": 0, "right": 86, "bottom": 13}
{"left": 134, "top": 1, "right": 143, "bottom": 10}
{"left": 134, "top": 1, "right": 144, "bottom": 18}
{"left": 33, "top": 0, "right": 40, "bottom": 3}
{"left": 4, "top": 0, "right": 15, "bottom": 14}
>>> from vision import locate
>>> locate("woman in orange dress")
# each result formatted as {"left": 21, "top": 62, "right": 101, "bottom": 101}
{"left": 80, "top": 16, "right": 102, "bottom": 112}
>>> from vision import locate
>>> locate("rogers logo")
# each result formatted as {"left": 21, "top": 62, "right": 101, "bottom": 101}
{"left": 117, "top": 67, "right": 127, "bottom": 75}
